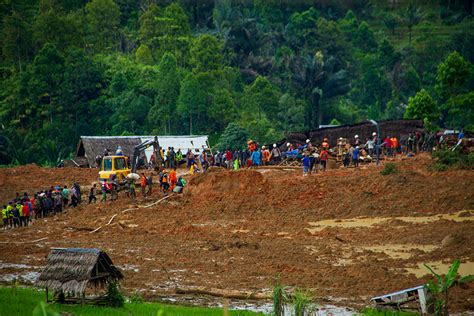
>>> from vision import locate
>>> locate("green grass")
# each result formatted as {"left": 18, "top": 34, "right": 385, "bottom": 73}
{"left": 0, "top": 287, "right": 264, "bottom": 316}
{"left": 380, "top": 162, "right": 398, "bottom": 175}
{"left": 362, "top": 308, "right": 419, "bottom": 316}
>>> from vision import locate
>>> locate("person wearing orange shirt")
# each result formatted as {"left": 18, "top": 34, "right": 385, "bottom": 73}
{"left": 140, "top": 173, "right": 147, "bottom": 197}
{"left": 169, "top": 168, "right": 177, "bottom": 191}
{"left": 262, "top": 146, "right": 271, "bottom": 165}
{"left": 390, "top": 137, "right": 398, "bottom": 158}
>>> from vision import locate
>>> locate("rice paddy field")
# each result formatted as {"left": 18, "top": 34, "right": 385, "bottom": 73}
{"left": 0, "top": 287, "right": 262, "bottom": 316}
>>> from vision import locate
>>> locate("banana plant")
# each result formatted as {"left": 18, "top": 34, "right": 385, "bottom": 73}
{"left": 424, "top": 259, "right": 474, "bottom": 315}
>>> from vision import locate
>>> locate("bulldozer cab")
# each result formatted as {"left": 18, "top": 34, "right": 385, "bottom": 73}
{"left": 99, "top": 156, "right": 131, "bottom": 183}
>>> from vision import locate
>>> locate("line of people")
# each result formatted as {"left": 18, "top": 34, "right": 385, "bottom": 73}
{"left": 2, "top": 183, "right": 81, "bottom": 229}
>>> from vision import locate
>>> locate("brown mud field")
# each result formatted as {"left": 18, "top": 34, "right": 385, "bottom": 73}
{"left": 0, "top": 154, "right": 473, "bottom": 312}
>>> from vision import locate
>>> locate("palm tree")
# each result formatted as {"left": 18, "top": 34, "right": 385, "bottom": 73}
{"left": 291, "top": 52, "right": 350, "bottom": 128}
{"left": 403, "top": 3, "right": 423, "bottom": 45}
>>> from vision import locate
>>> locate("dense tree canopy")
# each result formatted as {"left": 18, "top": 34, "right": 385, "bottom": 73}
{"left": 0, "top": 0, "right": 473, "bottom": 165}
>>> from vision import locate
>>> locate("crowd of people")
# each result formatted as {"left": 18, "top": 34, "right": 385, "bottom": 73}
{"left": 175, "top": 131, "right": 441, "bottom": 176}
{"left": 2, "top": 183, "right": 82, "bottom": 230}
{"left": 96, "top": 168, "right": 187, "bottom": 204}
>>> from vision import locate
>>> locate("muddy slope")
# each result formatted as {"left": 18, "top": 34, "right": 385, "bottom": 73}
{"left": 0, "top": 155, "right": 473, "bottom": 311}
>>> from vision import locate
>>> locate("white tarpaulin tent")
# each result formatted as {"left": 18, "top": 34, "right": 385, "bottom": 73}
{"left": 140, "top": 135, "right": 209, "bottom": 162}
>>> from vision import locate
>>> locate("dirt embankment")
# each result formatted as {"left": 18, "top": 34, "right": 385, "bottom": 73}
{"left": 0, "top": 155, "right": 473, "bottom": 312}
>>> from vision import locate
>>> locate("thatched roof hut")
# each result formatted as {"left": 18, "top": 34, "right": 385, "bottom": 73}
{"left": 37, "top": 248, "right": 123, "bottom": 296}
{"left": 282, "top": 119, "right": 424, "bottom": 148}
{"left": 75, "top": 136, "right": 142, "bottom": 167}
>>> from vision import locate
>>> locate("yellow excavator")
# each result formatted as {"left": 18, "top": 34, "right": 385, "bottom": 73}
{"left": 98, "top": 136, "right": 161, "bottom": 183}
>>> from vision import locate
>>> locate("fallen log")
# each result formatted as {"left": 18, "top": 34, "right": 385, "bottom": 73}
{"left": 90, "top": 213, "right": 117, "bottom": 233}
{"left": 143, "top": 194, "right": 174, "bottom": 208}
{"left": 89, "top": 225, "right": 103, "bottom": 234}
{"left": 122, "top": 207, "right": 139, "bottom": 213}
{"left": 106, "top": 214, "right": 117, "bottom": 225}
{"left": 175, "top": 286, "right": 270, "bottom": 300}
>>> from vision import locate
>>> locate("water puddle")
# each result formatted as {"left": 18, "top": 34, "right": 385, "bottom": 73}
{"left": 0, "top": 271, "right": 40, "bottom": 283}
{"left": 361, "top": 244, "right": 437, "bottom": 259}
{"left": 404, "top": 260, "right": 474, "bottom": 278}
{"left": 117, "top": 264, "right": 139, "bottom": 272}
{"left": 306, "top": 210, "right": 473, "bottom": 232}
{"left": 232, "top": 229, "right": 249, "bottom": 233}
{"left": 0, "top": 262, "right": 37, "bottom": 269}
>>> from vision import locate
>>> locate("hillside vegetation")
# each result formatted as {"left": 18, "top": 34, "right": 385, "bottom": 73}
{"left": 0, "top": 0, "right": 473, "bottom": 165}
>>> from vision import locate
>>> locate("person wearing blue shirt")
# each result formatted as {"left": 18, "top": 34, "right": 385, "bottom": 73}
{"left": 251, "top": 150, "right": 262, "bottom": 167}
{"left": 352, "top": 146, "right": 360, "bottom": 168}
{"left": 302, "top": 154, "right": 310, "bottom": 176}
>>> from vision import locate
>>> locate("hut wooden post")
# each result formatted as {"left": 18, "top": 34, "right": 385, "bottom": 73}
{"left": 81, "top": 291, "right": 85, "bottom": 305}
{"left": 45, "top": 287, "right": 49, "bottom": 303}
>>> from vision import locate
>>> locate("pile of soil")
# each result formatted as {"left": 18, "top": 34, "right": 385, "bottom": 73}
{"left": 187, "top": 169, "right": 265, "bottom": 203}
{"left": 0, "top": 154, "right": 473, "bottom": 312}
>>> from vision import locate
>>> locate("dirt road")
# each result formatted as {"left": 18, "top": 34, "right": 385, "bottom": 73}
{"left": 0, "top": 155, "right": 473, "bottom": 311}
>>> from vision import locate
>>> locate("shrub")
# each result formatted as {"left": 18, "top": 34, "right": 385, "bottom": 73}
{"left": 272, "top": 281, "right": 287, "bottom": 316}
{"left": 429, "top": 162, "right": 448, "bottom": 172}
{"left": 106, "top": 282, "right": 125, "bottom": 307}
{"left": 380, "top": 163, "right": 398, "bottom": 175}
{"left": 292, "top": 289, "right": 313, "bottom": 316}
{"left": 129, "top": 291, "right": 144, "bottom": 304}
{"left": 432, "top": 148, "right": 474, "bottom": 170}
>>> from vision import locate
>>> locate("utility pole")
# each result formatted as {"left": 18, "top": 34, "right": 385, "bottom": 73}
{"left": 369, "top": 119, "right": 381, "bottom": 166}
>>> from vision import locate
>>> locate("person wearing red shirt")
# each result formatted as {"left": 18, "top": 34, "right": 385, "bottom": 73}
{"left": 383, "top": 136, "right": 392, "bottom": 158}
{"left": 22, "top": 202, "right": 30, "bottom": 227}
{"left": 225, "top": 149, "right": 233, "bottom": 169}
{"left": 320, "top": 149, "right": 329, "bottom": 171}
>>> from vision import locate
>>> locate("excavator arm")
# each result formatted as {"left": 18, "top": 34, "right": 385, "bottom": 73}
{"left": 131, "top": 136, "right": 161, "bottom": 173}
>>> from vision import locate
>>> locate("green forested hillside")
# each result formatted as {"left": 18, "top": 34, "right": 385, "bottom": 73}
{"left": 0, "top": 0, "right": 473, "bottom": 164}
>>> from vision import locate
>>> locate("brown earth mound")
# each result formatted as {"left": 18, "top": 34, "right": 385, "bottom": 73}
{"left": 187, "top": 169, "right": 264, "bottom": 197}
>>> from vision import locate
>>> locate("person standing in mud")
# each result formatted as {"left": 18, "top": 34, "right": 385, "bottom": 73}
{"left": 129, "top": 179, "right": 137, "bottom": 199}
{"left": 352, "top": 146, "right": 360, "bottom": 168}
{"left": 70, "top": 185, "right": 78, "bottom": 207}
{"left": 161, "top": 170, "right": 170, "bottom": 195}
{"left": 111, "top": 177, "right": 118, "bottom": 201}
{"left": 54, "top": 191, "right": 63, "bottom": 213}
{"left": 2, "top": 205, "right": 8, "bottom": 229}
{"left": 101, "top": 179, "right": 108, "bottom": 202}
{"left": 140, "top": 173, "right": 147, "bottom": 197}
{"left": 7, "top": 202, "right": 14, "bottom": 227}
{"left": 169, "top": 168, "right": 177, "bottom": 192}
{"left": 89, "top": 184, "right": 97, "bottom": 204}
{"left": 302, "top": 152, "right": 310, "bottom": 176}
{"left": 146, "top": 173, "right": 153, "bottom": 196}
{"left": 320, "top": 147, "right": 328, "bottom": 171}
{"left": 12, "top": 202, "right": 20, "bottom": 228}
{"left": 62, "top": 186, "right": 70, "bottom": 209}
{"left": 22, "top": 200, "right": 30, "bottom": 226}
{"left": 225, "top": 148, "right": 233, "bottom": 169}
